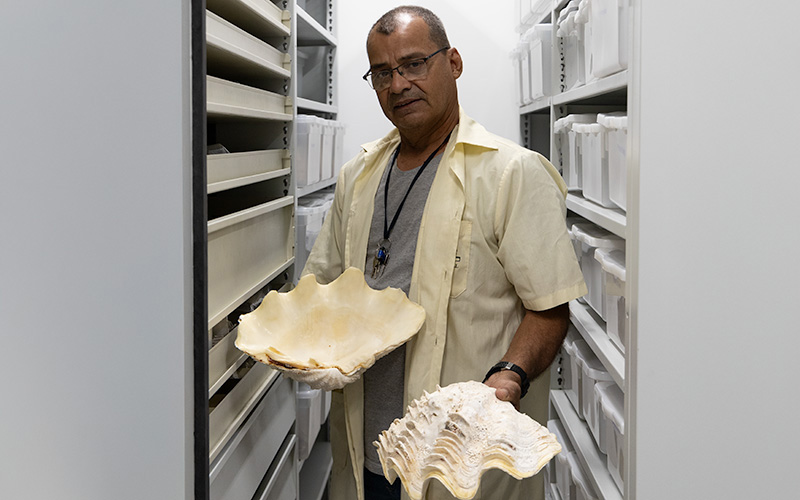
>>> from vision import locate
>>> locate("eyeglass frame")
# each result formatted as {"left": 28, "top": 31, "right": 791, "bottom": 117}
{"left": 362, "top": 46, "right": 450, "bottom": 91}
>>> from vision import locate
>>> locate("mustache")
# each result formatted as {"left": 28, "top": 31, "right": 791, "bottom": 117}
{"left": 388, "top": 92, "right": 425, "bottom": 108}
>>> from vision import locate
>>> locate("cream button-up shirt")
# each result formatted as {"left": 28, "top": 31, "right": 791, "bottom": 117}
{"left": 303, "top": 109, "right": 587, "bottom": 500}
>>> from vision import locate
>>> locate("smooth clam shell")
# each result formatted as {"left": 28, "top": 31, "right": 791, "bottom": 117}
{"left": 235, "top": 267, "right": 426, "bottom": 390}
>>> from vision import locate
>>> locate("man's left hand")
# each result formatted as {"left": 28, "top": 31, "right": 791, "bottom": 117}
{"left": 484, "top": 370, "right": 523, "bottom": 410}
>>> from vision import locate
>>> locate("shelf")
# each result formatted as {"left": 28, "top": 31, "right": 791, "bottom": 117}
{"left": 297, "top": 97, "right": 338, "bottom": 114}
{"left": 208, "top": 167, "right": 290, "bottom": 194}
{"left": 207, "top": 76, "right": 293, "bottom": 121}
{"left": 297, "top": 7, "right": 337, "bottom": 46}
{"left": 553, "top": 70, "right": 628, "bottom": 106}
{"left": 299, "top": 441, "right": 332, "bottom": 500}
{"left": 520, "top": 96, "right": 551, "bottom": 115}
{"left": 206, "top": 10, "right": 291, "bottom": 81}
{"left": 550, "top": 390, "right": 622, "bottom": 500}
{"left": 566, "top": 193, "right": 626, "bottom": 238}
{"left": 297, "top": 176, "right": 337, "bottom": 197}
{"left": 569, "top": 301, "right": 625, "bottom": 388}
{"left": 206, "top": 0, "right": 290, "bottom": 40}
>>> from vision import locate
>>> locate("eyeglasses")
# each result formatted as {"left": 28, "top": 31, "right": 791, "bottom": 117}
{"left": 362, "top": 47, "right": 450, "bottom": 91}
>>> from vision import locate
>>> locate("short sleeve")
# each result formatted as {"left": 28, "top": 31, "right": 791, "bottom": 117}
{"left": 494, "top": 153, "right": 587, "bottom": 311}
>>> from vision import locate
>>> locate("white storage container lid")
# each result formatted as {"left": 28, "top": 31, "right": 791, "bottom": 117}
{"left": 554, "top": 113, "right": 598, "bottom": 133}
{"left": 594, "top": 248, "right": 626, "bottom": 281}
{"left": 575, "top": 340, "right": 612, "bottom": 380}
{"left": 567, "top": 452, "right": 600, "bottom": 499}
{"left": 571, "top": 122, "right": 605, "bottom": 134}
{"left": 572, "top": 223, "right": 624, "bottom": 249}
{"left": 564, "top": 324, "right": 581, "bottom": 351}
{"left": 547, "top": 419, "right": 575, "bottom": 453}
{"left": 597, "top": 112, "right": 628, "bottom": 129}
{"left": 575, "top": 0, "right": 591, "bottom": 23}
{"left": 597, "top": 380, "right": 625, "bottom": 433}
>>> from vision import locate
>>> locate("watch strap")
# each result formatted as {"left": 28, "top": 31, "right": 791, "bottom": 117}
{"left": 482, "top": 361, "right": 530, "bottom": 398}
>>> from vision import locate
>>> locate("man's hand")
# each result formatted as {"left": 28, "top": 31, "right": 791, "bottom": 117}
{"left": 484, "top": 369, "right": 524, "bottom": 410}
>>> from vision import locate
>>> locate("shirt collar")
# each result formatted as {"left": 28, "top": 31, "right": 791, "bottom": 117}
{"left": 360, "top": 107, "right": 499, "bottom": 155}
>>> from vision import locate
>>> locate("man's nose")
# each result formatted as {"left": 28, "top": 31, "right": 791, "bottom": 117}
{"left": 389, "top": 69, "right": 412, "bottom": 93}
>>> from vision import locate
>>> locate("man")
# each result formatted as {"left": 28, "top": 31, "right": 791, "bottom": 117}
{"left": 302, "top": 6, "right": 587, "bottom": 500}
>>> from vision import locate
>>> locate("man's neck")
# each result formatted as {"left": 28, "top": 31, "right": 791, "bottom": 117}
{"left": 396, "top": 110, "right": 459, "bottom": 171}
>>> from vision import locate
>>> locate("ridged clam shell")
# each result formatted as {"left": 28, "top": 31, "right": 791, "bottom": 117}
{"left": 375, "top": 380, "right": 561, "bottom": 499}
{"left": 235, "top": 267, "right": 426, "bottom": 391}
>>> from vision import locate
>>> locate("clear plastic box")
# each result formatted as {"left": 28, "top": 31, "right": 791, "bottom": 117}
{"left": 575, "top": 0, "right": 595, "bottom": 86}
{"left": 557, "top": 2, "right": 584, "bottom": 91}
{"left": 569, "top": 452, "right": 600, "bottom": 500}
{"left": 598, "top": 113, "right": 628, "bottom": 210}
{"left": 579, "top": 346, "right": 614, "bottom": 448}
{"left": 528, "top": 23, "right": 553, "bottom": 100}
{"left": 554, "top": 114, "right": 597, "bottom": 191}
{"left": 547, "top": 419, "right": 575, "bottom": 500}
{"left": 573, "top": 122, "right": 615, "bottom": 208}
{"left": 590, "top": 0, "right": 629, "bottom": 79}
{"left": 296, "top": 382, "right": 322, "bottom": 460}
{"left": 295, "top": 115, "right": 322, "bottom": 187}
{"left": 294, "top": 191, "right": 334, "bottom": 282}
{"left": 595, "top": 247, "right": 627, "bottom": 352}
{"left": 597, "top": 380, "right": 625, "bottom": 491}
{"left": 562, "top": 325, "right": 582, "bottom": 410}
{"left": 320, "top": 119, "right": 335, "bottom": 182}
{"left": 571, "top": 222, "right": 624, "bottom": 319}
{"left": 333, "top": 120, "right": 346, "bottom": 178}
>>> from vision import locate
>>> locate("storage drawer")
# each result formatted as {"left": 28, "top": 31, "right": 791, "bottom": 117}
{"left": 206, "top": 0, "right": 290, "bottom": 40}
{"left": 210, "top": 361, "right": 277, "bottom": 459}
{"left": 208, "top": 196, "right": 293, "bottom": 327}
{"left": 210, "top": 376, "right": 296, "bottom": 500}
{"left": 207, "top": 149, "right": 289, "bottom": 193}
{"left": 206, "top": 10, "right": 290, "bottom": 79}
{"left": 207, "top": 75, "right": 292, "bottom": 120}
{"left": 208, "top": 326, "right": 247, "bottom": 395}
{"left": 254, "top": 434, "right": 298, "bottom": 500}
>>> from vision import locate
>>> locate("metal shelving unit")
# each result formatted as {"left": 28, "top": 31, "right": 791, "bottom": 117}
{"left": 517, "top": 1, "right": 631, "bottom": 498}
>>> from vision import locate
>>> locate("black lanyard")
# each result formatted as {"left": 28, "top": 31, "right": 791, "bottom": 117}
{"left": 382, "top": 132, "right": 452, "bottom": 242}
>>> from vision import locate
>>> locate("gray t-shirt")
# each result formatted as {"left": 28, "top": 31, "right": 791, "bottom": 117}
{"left": 362, "top": 150, "right": 442, "bottom": 475}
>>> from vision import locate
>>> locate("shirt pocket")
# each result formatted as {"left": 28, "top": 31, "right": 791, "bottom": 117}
{"left": 450, "top": 220, "right": 472, "bottom": 298}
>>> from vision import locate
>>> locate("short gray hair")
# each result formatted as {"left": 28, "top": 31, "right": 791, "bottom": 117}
{"left": 368, "top": 6, "right": 450, "bottom": 49}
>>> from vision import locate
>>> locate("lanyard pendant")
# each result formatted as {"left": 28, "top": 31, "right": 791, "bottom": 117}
{"left": 371, "top": 239, "right": 391, "bottom": 279}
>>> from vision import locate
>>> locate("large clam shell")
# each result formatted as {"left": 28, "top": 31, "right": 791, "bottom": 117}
{"left": 235, "top": 267, "right": 426, "bottom": 391}
{"left": 375, "top": 380, "right": 561, "bottom": 500}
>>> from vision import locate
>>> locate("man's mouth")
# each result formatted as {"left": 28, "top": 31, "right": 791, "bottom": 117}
{"left": 393, "top": 98, "right": 420, "bottom": 110}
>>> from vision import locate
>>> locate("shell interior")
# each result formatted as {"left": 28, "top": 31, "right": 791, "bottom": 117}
{"left": 235, "top": 267, "right": 426, "bottom": 390}
{"left": 375, "top": 380, "right": 561, "bottom": 500}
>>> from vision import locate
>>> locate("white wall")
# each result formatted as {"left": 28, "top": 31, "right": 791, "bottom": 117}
{"left": 632, "top": 1, "right": 800, "bottom": 498}
{"left": 0, "top": 2, "right": 194, "bottom": 499}
{"left": 336, "top": 1, "right": 520, "bottom": 161}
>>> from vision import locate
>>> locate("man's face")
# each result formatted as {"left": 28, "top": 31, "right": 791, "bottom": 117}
{"left": 366, "top": 15, "right": 461, "bottom": 135}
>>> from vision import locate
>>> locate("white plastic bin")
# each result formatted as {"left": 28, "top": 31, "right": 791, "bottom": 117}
{"left": 575, "top": 341, "right": 614, "bottom": 447}
{"left": 557, "top": 2, "right": 584, "bottom": 91}
{"left": 296, "top": 382, "right": 322, "bottom": 460}
{"left": 591, "top": 381, "right": 615, "bottom": 454}
{"left": 562, "top": 325, "right": 581, "bottom": 410}
{"left": 595, "top": 248, "right": 627, "bottom": 352}
{"left": 295, "top": 115, "right": 322, "bottom": 187}
{"left": 573, "top": 122, "right": 616, "bottom": 208}
{"left": 568, "top": 339, "right": 593, "bottom": 419}
{"left": 568, "top": 452, "right": 600, "bottom": 500}
{"left": 554, "top": 114, "right": 596, "bottom": 191}
{"left": 590, "top": 0, "right": 629, "bottom": 79}
{"left": 597, "top": 380, "right": 625, "bottom": 491}
{"left": 518, "top": 38, "right": 533, "bottom": 105}
{"left": 333, "top": 121, "right": 346, "bottom": 178}
{"left": 548, "top": 419, "right": 576, "bottom": 500}
{"left": 571, "top": 222, "right": 624, "bottom": 319}
{"left": 575, "top": 0, "right": 595, "bottom": 85}
{"left": 528, "top": 24, "right": 553, "bottom": 100}
{"left": 598, "top": 113, "right": 628, "bottom": 210}
{"left": 294, "top": 192, "right": 334, "bottom": 282}
{"left": 510, "top": 46, "right": 525, "bottom": 106}
{"left": 320, "top": 119, "right": 335, "bottom": 182}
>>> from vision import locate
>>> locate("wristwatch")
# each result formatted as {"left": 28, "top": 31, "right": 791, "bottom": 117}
{"left": 483, "top": 361, "right": 530, "bottom": 398}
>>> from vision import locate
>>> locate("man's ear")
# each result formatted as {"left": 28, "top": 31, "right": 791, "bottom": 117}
{"left": 449, "top": 48, "right": 463, "bottom": 79}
